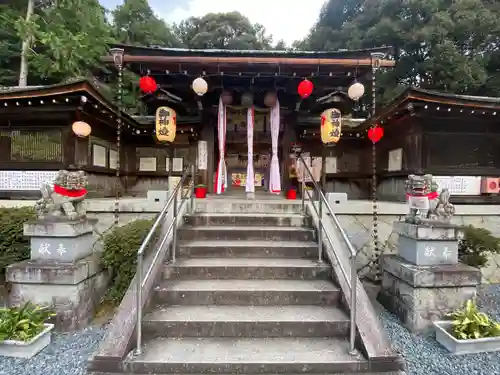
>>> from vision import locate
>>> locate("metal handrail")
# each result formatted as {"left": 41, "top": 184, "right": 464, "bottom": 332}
{"left": 297, "top": 155, "right": 357, "bottom": 355}
{"left": 135, "top": 163, "right": 195, "bottom": 355}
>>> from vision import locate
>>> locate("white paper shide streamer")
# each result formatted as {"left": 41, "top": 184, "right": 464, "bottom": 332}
{"left": 245, "top": 107, "right": 255, "bottom": 193}
{"left": 269, "top": 100, "right": 281, "bottom": 194}
{"left": 215, "top": 96, "right": 227, "bottom": 194}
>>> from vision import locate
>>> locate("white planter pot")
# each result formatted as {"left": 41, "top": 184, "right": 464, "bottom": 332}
{"left": 0, "top": 323, "right": 54, "bottom": 358}
{"left": 434, "top": 320, "right": 500, "bottom": 355}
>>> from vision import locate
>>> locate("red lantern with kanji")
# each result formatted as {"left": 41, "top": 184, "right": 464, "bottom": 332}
{"left": 368, "top": 126, "right": 384, "bottom": 143}
{"left": 139, "top": 76, "right": 157, "bottom": 93}
{"left": 298, "top": 79, "right": 313, "bottom": 98}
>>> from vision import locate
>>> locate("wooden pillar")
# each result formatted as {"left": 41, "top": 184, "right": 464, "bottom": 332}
{"left": 405, "top": 121, "right": 423, "bottom": 172}
{"left": 281, "top": 114, "right": 298, "bottom": 191}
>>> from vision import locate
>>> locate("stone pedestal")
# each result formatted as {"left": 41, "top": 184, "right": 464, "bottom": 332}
{"left": 6, "top": 218, "right": 109, "bottom": 331}
{"left": 6, "top": 254, "right": 110, "bottom": 331}
{"left": 394, "top": 221, "right": 462, "bottom": 266}
{"left": 378, "top": 255, "right": 481, "bottom": 332}
{"left": 24, "top": 219, "right": 97, "bottom": 262}
{"left": 379, "top": 221, "right": 480, "bottom": 332}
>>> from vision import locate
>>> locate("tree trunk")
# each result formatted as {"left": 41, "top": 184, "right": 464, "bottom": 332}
{"left": 18, "top": 0, "right": 35, "bottom": 87}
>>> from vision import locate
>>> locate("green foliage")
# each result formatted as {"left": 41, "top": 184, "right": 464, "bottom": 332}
{"left": 111, "top": 0, "right": 179, "bottom": 48}
{"left": 447, "top": 299, "right": 500, "bottom": 340}
{"left": 0, "top": 4, "right": 24, "bottom": 86}
{"left": 459, "top": 225, "right": 500, "bottom": 268}
{"left": 0, "top": 302, "right": 56, "bottom": 342}
{"left": 17, "top": 0, "right": 113, "bottom": 83}
{"left": 298, "top": 0, "right": 500, "bottom": 102}
{"left": 0, "top": 207, "right": 35, "bottom": 277}
{"left": 174, "top": 12, "right": 273, "bottom": 50}
{"left": 101, "top": 219, "right": 155, "bottom": 305}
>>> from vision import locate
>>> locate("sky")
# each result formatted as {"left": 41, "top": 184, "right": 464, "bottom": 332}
{"left": 99, "top": 0, "right": 325, "bottom": 45}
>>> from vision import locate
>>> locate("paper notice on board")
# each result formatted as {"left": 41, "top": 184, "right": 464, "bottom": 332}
{"left": 139, "top": 157, "right": 157, "bottom": 172}
{"left": 198, "top": 141, "right": 207, "bottom": 170}
{"left": 172, "top": 158, "right": 183, "bottom": 172}
{"left": 325, "top": 157, "right": 337, "bottom": 173}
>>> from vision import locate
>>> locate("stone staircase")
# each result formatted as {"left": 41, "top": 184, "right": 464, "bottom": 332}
{"left": 116, "top": 201, "right": 404, "bottom": 374}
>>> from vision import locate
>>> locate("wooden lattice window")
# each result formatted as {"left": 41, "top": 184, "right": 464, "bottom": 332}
{"left": 0, "top": 129, "right": 62, "bottom": 162}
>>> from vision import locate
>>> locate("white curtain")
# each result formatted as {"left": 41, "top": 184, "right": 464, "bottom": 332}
{"left": 269, "top": 99, "right": 281, "bottom": 194}
{"left": 245, "top": 107, "right": 255, "bottom": 193}
{"left": 215, "top": 96, "right": 227, "bottom": 194}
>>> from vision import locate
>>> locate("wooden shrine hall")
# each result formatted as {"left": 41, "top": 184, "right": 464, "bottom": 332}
{"left": 0, "top": 46, "right": 499, "bottom": 203}
{"left": 102, "top": 44, "right": 394, "bottom": 197}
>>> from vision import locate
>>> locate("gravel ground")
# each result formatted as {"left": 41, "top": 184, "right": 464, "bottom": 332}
{"left": 378, "top": 284, "right": 500, "bottom": 375}
{"left": 0, "top": 325, "right": 106, "bottom": 375}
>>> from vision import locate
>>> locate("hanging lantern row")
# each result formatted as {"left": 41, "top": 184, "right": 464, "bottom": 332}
{"left": 139, "top": 76, "right": 157, "bottom": 93}
{"left": 367, "top": 126, "right": 384, "bottom": 143}
{"left": 298, "top": 79, "right": 314, "bottom": 99}
{"left": 420, "top": 104, "right": 498, "bottom": 115}
{"left": 72, "top": 121, "right": 91, "bottom": 138}
{"left": 348, "top": 82, "right": 365, "bottom": 101}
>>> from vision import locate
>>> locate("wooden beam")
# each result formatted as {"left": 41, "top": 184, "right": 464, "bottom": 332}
{"left": 102, "top": 55, "right": 396, "bottom": 68}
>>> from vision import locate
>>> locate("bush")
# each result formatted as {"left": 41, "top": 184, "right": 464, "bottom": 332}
{"left": 0, "top": 207, "right": 35, "bottom": 277}
{"left": 101, "top": 219, "right": 156, "bottom": 305}
{"left": 0, "top": 302, "right": 55, "bottom": 342}
{"left": 459, "top": 225, "right": 500, "bottom": 268}
{"left": 447, "top": 299, "right": 500, "bottom": 340}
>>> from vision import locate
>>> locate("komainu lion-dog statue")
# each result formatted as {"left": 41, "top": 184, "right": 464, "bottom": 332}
{"left": 34, "top": 170, "right": 88, "bottom": 220}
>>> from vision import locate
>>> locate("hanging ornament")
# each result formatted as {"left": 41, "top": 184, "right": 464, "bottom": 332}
{"left": 139, "top": 76, "right": 157, "bottom": 93}
{"left": 241, "top": 92, "right": 254, "bottom": 108}
{"left": 368, "top": 126, "right": 384, "bottom": 143}
{"left": 298, "top": 79, "right": 313, "bottom": 98}
{"left": 320, "top": 108, "right": 342, "bottom": 144}
{"left": 155, "top": 106, "right": 176, "bottom": 143}
{"left": 264, "top": 91, "right": 277, "bottom": 107}
{"left": 348, "top": 82, "right": 365, "bottom": 101}
{"left": 192, "top": 77, "right": 208, "bottom": 96}
{"left": 72, "top": 121, "right": 91, "bottom": 138}
{"left": 221, "top": 90, "right": 233, "bottom": 105}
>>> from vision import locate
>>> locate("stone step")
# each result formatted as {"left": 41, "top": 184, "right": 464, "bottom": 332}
{"left": 183, "top": 213, "right": 310, "bottom": 227}
{"left": 195, "top": 200, "right": 303, "bottom": 214}
{"left": 153, "top": 279, "right": 341, "bottom": 306}
{"left": 142, "top": 305, "right": 350, "bottom": 338}
{"left": 177, "top": 240, "right": 318, "bottom": 259}
{"left": 177, "top": 226, "right": 316, "bottom": 242}
{"left": 124, "top": 337, "right": 371, "bottom": 374}
{"left": 163, "top": 258, "right": 331, "bottom": 280}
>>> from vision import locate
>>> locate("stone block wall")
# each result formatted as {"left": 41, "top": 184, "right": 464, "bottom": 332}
{"left": 335, "top": 202, "right": 500, "bottom": 283}
{"left": 1, "top": 198, "right": 500, "bottom": 283}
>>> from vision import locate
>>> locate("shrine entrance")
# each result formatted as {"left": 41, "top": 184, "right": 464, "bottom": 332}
{"left": 213, "top": 106, "right": 283, "bottom": 196}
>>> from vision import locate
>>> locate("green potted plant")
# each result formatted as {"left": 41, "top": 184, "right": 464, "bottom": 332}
{"left": 0, "top": 302, "right": 56, "bottom": 358}
{"left": 434, "top": 299, "right": 500, "bottom": 354}
{"left": 195, "top": 183, "right": 207, "bottom": 198}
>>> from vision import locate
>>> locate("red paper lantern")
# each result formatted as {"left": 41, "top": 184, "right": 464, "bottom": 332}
{"left": 368, "top": 126, "right": 384, "bottom": 143}
{"left": 139, "top": 76, "right": 157, "bottom": 93}
{"left": 298, "top": 79, "right": 313, "bottom": 98}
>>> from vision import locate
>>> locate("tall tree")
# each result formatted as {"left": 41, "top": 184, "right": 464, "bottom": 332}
{"left": 0, "top": 4, "right": 25, "bottom": 86}
{"left": 174, "top": 12, "right": 273, "bottom": 50}
{"left": 299, "top": 0, "right": 500, "bottom": 101}
{"left": 112, "top": 0, "right": 179, "bottom": 47}
{"left": 18, "top": 0, "right": 113, "bottom": 83}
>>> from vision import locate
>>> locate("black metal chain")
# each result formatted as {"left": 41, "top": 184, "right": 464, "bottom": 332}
{"left": 115, "top": 66, "right": 123, "bottom": 226}
{"left": 371, "top": 63, "right": 380, "bottom": 281}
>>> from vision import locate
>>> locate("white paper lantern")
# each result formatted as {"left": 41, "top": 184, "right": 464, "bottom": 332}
{"left": 221, "top": 90, "right": 233, "bottom": 105}
{"left": 347, "top": 82, "right": 365, "bottom": 101}
{"left": 264, "top": 91, "right": 277, "bottom": 107}
{"left": 192, "top": 77, "right": 208, "bottom": 96}
{"left": 241, "top": 92, "right": 253, "bottom": 108}
{"left": 72, "top": 121, "right": 91, "bottom": 138}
